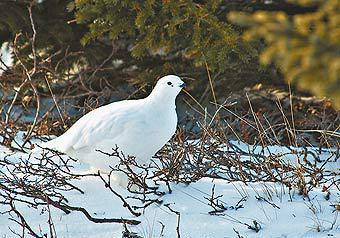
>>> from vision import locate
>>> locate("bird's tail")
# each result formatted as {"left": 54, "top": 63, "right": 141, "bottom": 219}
{"left": 31, "top": 135, "right": 67, "bottom": 154}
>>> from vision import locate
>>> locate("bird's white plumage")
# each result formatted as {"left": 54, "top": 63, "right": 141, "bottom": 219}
{"left": 36, "top": 75, "right": 184, "bottom": 181}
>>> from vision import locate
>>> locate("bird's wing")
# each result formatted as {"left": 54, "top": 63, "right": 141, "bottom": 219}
{"left": 49, "top": 99, "right": 145, "bottom": 152}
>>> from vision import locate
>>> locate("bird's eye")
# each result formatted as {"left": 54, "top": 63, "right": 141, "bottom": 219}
{"left": 167, "top": 82, "right": 172, "bottom": 86}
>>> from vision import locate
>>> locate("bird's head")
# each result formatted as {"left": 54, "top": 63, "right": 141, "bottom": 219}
{"left": 150, "top": 75, "right": 185, "bottom": 100}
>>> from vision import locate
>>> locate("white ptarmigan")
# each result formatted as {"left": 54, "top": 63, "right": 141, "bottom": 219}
{"left": 35, "top": 75, "right": 185, "bottom": 185}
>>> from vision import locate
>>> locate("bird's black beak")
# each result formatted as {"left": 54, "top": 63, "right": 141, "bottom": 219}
{"left": 180, "top": 82, "right": 186, "bottom": 88}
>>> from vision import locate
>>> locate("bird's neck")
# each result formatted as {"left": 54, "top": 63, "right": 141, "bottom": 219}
{"left": 146, "top": 91, "right": 176, "bottom": 111}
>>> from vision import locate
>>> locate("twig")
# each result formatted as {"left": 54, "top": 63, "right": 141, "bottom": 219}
{"left": 22, "top": 3, "right": 40, "bottom": 146}
{"left": 164, "top": 203, "right": 181, "bottom": 238}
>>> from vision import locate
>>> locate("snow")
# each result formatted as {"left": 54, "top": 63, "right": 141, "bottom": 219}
{"left": 0, "top": 42, "right": 13, "bottom": 76}
{"left": 0, "top": 135, "right": 339, "bottom": 238}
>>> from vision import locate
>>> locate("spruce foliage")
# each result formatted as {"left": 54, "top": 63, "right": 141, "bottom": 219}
{"left": 229, "top": 0, "right": 340, "bottom": 106}
{"left": 71, "top": 0, "right": 260, "bottom": 83}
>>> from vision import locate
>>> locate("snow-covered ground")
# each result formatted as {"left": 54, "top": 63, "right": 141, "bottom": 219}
{"left": 0, "top": 136, "right": 339, "bottom": 238}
